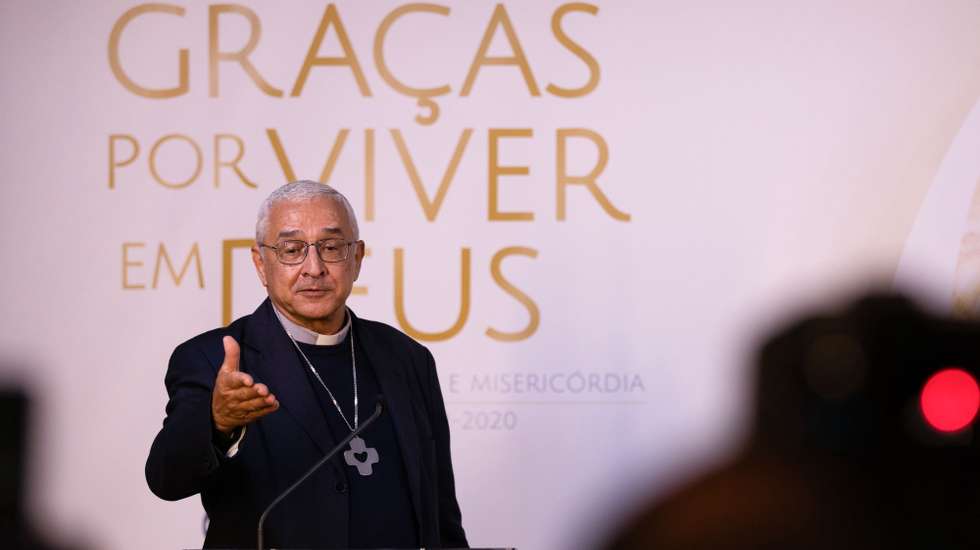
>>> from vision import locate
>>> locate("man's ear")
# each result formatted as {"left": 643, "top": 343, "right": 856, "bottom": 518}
{"left": 352, "top": 240, "right": 365, "bottom": 281}
{"left": 251, "top": 246, "right": 269, "bottom": 288}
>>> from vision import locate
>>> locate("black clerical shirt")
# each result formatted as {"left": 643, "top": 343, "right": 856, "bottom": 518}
{"left": 295, "top": 332, "right": 419, "bottom": 548}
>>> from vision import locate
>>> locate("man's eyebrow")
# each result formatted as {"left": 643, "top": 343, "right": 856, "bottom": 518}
{"left": 275, "top": 227, "right": 344, "bottom": 239}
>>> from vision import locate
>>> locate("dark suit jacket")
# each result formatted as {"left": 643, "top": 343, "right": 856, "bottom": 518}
{"left": 145, "top": 299, "right": 468, "bottom": 549}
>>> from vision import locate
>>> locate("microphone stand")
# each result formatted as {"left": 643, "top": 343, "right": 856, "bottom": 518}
{"left": 257, "top": 397, "right": 385, "bottom": 550}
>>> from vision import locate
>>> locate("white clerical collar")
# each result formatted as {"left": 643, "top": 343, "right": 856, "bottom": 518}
{"left": 272, "top": 305, "right": 351, "bottom": 346}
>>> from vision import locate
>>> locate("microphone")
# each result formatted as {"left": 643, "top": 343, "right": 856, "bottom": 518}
{"left": 257, "top": 395, "right": 385, "bottom": 550}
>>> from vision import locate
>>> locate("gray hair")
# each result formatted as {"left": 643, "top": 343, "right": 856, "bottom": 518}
{"left": 255, "top": 180, "right": 360, "bottom": 243}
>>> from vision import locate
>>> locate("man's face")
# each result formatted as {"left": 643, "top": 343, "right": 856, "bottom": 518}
{"left": 252, "top": 197, "right": 364, "bottom": 334}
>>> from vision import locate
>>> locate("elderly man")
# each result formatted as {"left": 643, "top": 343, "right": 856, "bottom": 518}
{"left": 146, "top": 180, "right": 468, "bottom": 549}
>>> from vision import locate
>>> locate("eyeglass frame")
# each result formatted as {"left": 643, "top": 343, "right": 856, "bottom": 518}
{"left": 257, "top": 238, "right": 361, "bottom": 265}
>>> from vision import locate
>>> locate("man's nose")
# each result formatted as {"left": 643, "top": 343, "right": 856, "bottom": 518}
{"left": 301, "top": 244, "right": 326, "bottom": 276}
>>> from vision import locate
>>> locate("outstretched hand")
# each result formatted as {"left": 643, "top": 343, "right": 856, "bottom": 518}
{"left": 212, "top": 336, "right": 279, "bottom": 434}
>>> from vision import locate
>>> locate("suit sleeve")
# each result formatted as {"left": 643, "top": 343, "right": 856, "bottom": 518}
{"left": 145, "top": 337, "right": 228, "bottom": 501}
{"left": 423, "top": 347, "right": 469, "bottom": 548}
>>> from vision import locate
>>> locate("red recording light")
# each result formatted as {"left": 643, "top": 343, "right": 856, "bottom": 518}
{"left": 920, "top": 368, "right": 980, "bottom": 433}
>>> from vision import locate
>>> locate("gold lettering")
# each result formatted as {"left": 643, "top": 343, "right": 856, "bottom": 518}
{"left": 318, "top": 129, "right": 350, "bottom": 184}
{"left": 461, "top": 4, "right": 540, "bottom": 96}
{"left": 488, "top": 128, "right": 533, "bottom": 221}
{"left": 122, "top": 242, "right": 146, "bottom": 290}
{"left": 264, "top": 128, "right": 350, "bottom": 184}
{"left": 391, "top": 129, "right": 473, "bottom": 221}
{"left": 208, "top": 4, "right": 283, "bottom": 97}
{"left": 152, "top": 242, "right": 204, "bottom": 289}
{"left": 149, "top": 134, "right": 202, "bottom": 189}
{"left": 413, "top": 97, "right": 440, "bottom": 126}
{"left": 292, "top": 4, "right": 371, "bottom": 97}
{"left": 108, "top": 4, "right": 188, "bottom": 98}
{"left": 222, "top": 238, "right": 255, "bottom": 325}
{"left": 266, "top": 129, "right": 297, "bottom": 182}
{"left": 546, "top": 3, "right": 600, "bottom": 98}
{"left": 109, "top": 134, "right": 140, "bottom": 189}
{"left": 374, "top": 4, "right": 451, "bottom": 98}
{"left": 364, "top": 129, "right": 375, "bottom": 221}
{"left": 486, "top": 246, "right": 540, "bottom": 341}
{"left": 213, "top": 134, "right": 257, "bottom": 188}
{"left": 556, "top": 128, "right": 629, "bottom": 221}
{"left": 394, "top": 247, "right": 471, "bottom": 341}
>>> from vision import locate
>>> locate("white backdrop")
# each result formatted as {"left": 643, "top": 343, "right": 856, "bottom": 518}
{"left": 2, "top": 2, "right": 980, "bottom": 549}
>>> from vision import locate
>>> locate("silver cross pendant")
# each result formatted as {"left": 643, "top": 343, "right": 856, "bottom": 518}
{"left": 343, "top": 436, "right": 380, "bottom": 476}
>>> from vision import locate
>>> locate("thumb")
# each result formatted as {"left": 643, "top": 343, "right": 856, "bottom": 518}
{"left": 221, "top": 336, "right": 241, "bottom": 372}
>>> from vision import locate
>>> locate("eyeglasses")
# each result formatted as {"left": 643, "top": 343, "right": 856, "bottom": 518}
{"left": 259, "top": 239, "right": 357, "bottom": 265}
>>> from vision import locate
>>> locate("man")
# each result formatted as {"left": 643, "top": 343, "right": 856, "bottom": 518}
{"left": 146, "top": 180, "right": 468, "bottom": 549}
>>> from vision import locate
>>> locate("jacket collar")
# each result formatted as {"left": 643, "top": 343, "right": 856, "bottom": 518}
{"left": 241, "top": 299, "right": 341, "bottom": 475}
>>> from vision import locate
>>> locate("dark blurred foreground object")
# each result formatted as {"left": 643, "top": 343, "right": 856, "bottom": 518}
{"left": 0, "top": 388, "right": 84, "bottom": 550}
{"left": 0, "top": 389, "right": 31, "bottom": 547}
{"left": 604, "top": 294, "right": 980, "bottom": 550}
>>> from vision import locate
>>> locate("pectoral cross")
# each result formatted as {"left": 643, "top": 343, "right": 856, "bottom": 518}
{"left": 343, "top": 436, "right": 379, "bottom": 476}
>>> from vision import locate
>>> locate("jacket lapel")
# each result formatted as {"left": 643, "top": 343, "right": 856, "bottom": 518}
{"left": 352, "top": 312, "right": 424, "bottom": 535}
{"left": 243, "top": 299, "right": 343, "bottom": 477}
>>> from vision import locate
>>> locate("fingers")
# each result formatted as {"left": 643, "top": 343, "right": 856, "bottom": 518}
{"left": 216, "top": 380, "right": 278, "bottom": 413}
{"left": 216, "top": 393, "right": 279, "bottom": 429}
{"left": 238, "top": 394, "right": 279, "bottom": 413}
{"left": 221, "top": 336, "right": 240, "bottom": 373}
{"left": 230, "top": 400, "right": 280, "bottom": 424}
{"left": 220, "top": 371, "right": 254, "bottom": 390}
{"left": 224, "top": 383, "right": 271, "bottom": 403}
{"left": 213, "top": 392, "right": 279, "bottom": 430}
{"left": 212, "top": 338, "right": 279, "bottom": 432}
